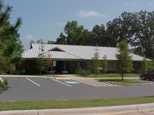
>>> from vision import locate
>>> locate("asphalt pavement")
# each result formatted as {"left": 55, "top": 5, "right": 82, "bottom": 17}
{"left": 0, "top": 77, "right": 154, "bottom": 101}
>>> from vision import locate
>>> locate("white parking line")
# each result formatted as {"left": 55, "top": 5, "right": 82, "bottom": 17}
{"left": 25, "top": 78, "right": 41, "bottom": 87}
{"left": 52, "top": 78, "right": 72, "bottom": 87}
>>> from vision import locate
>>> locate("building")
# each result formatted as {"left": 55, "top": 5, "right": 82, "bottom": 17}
{"left": 21, "top": 43, "right": 147, "bottom": 74}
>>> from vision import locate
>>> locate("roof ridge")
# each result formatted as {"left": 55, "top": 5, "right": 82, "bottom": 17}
{"left": 32, "top": 43, "right": 117, "bottom": 49}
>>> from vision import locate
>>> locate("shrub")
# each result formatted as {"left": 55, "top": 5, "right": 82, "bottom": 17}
{"left": 17, "top": 59, "right": 49, "bottom": 75}
{"left": 0, "top": 78, "right": 8, "bottom": 92}
{"left": 75, "top": 69, "right": 91, "bottom": 76}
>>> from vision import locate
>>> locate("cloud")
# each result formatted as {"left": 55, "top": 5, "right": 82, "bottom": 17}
{"left": 78, "top": 10, "right": 104, "bottom": 18}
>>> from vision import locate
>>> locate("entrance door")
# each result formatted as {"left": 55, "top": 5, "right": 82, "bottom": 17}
{"left": 55, "top": 61, "right": 65, "bottom": 73}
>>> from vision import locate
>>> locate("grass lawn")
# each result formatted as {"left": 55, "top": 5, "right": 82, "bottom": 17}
{"left": 87, "top": 73, "right": 140, "bottom": 79}
{"left": 98, "top": 79, "right": 150, "bottom": 86}
{"left": 79, "top": 73, "right": 150, "bottom": 86}
{"left": 0, "top": 97, "right": 154, "bottom": 111}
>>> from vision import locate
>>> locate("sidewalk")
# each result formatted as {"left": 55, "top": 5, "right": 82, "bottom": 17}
{"left": 0, "top": 103, "right": 154, "bottom": 115}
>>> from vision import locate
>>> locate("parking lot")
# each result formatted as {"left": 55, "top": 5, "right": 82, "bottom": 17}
{"left": 0, "top": 76, "right": 154, "bottom": 101}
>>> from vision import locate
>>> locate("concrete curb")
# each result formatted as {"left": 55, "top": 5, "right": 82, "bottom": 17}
{"left": 0, "top": 103, "right": 154, "bottom": 115}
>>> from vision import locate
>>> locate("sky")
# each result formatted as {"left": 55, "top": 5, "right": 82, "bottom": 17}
{"left": 5, "top": 0, "right": 154, "bottom": 48}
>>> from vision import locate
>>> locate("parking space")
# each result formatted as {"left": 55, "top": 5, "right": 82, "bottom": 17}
{"left": 0, "top": 77, "right": 154, "bottom": 101}
{"left": 54, "top": 75, "right": 123, "bottom": 87}
{"left": 0, "top": 77, "right": 96, "bottom": 101}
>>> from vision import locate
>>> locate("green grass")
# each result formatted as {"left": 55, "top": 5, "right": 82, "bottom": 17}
{"left": 79, "top": 73, "right": 148, "bottom": 86}
{"left": 98, "top": 79, "right": 149, "bottom": 86}
{"left": 0, "top": 97, "right": 154, "bottom": 111}
{"left": 87, "top": 73, "right": 139, "bottom": 78}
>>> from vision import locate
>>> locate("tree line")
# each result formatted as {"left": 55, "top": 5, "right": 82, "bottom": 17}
{"left": 56, "top": 10, "right": 154, "bottom": 60}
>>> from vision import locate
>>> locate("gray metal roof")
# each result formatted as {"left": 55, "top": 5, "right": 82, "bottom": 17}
{"left": 22, "top": 43, "right": 147, "bottom": 61}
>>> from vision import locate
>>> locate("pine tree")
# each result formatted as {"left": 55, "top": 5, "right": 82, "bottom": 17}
{"left": 0, "top": 1, "right": 23, "bottom": 73}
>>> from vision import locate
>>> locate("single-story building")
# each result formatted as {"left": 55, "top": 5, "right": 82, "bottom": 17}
{"left": 21, "top": 43, "right": 148, "bottom": 74}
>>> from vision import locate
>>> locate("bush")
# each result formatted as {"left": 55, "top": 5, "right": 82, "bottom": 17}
{"left": 75, "top": 69, "right": 91, "bottom": 76}
{"left": 0, "top": 78, "right": 8, "bottom": 92}
{"left": 141, "top": 59, "right": 154, "bottom": 74}
{"left": 17, "top": 59, "right": 49, "bottom": 75}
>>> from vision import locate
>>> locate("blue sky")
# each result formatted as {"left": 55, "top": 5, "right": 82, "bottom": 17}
{"left": 5, "top": 0, "right": 154, "bottom": 48}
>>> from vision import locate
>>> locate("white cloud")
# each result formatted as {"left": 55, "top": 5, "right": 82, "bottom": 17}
{"left": 78, "top": 10, "right": 104, "bottom": 18}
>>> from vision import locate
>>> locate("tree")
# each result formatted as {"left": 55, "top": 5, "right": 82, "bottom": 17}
{"left": 141, "top": 58, "right": 149, "bottom": 74}
{"left": 116, "top": 40, "right": 133, "bottom": 80}
{"left": 130, "top": 11, "right": 154, "bottom": 59}
{"left": 56, "top": 21, "right": 84, "bottom": 45}
{"left": 91, "top": 24, "right": 105, "bottom": 46}
{"left": 56, "top": 11, "right": 154, "bottom": 59}
{"left": 108, "top": 11, "right": 154, "bottom": 59}
{"left": 57, "top": 21, "right": 118, "bottom": 47}
{"left": 90, "top": 48, "right": 102, "bottom": 74}
{"left": 20, "top": 59, "right": 49, "bottom": 75}
{"left": 47, "top": 40, "right": 55, "bottom": 44}
{"left": 106, "top": 18, "right": 128, "bottom": 46}
{"left": 148, "top": 60, "right": 154, "bottom": 71}
{"left": 141, "top": 59, "right": 154, "bottom": 73}
{"left": 0, "top": 54, "right": 9, "bottom": 73}
{"left": 101, "top": 55, "right": 108, "bottom": 73}
{"left": 0, "top": 1, "right": 23, "bottom": 74}
{"left": 78, "top": 29, "right": 95, "bottom": 46}
{"left": 56, "top": 33, "right": 67, "bottom": 44}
